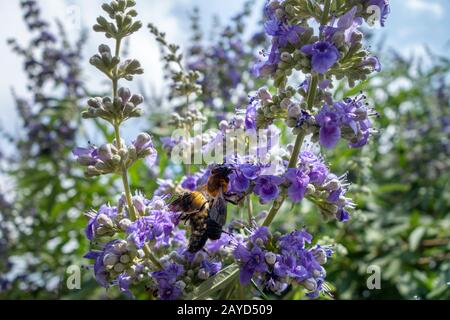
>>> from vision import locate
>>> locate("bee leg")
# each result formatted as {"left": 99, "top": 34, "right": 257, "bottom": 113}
{"left": 201, "top": 247, "right": 212, "bottom": 258}
{"left": 221, "top": 229, "right": 234, "bottom": 237}
{"left": 224, "top": 192, "right": 245, "bottom": 205}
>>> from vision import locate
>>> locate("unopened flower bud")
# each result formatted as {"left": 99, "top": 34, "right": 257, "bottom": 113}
{"left": 152, "top": 199, "right": 165, "bottom": 210}
{"left": 258, "top": 88, "right": 272, "bottom": 101}
{"left": 114, "top": 263, "right": 125, "bottom": 273}
{"left": 314, "top": 248, "right": 327, "bottom": 265}
{"left": 97, "top": 213, "right": 113, "bottom": 228}
{"left": 119, "top": 218, "right": 132, "bottom": 231}
{"left": 324, "top": 179, "right": 341, "bottom": 191}
{"left": 198, "top": 269, "right": 209, "bottom": 280}
{"left": 302, "top": 278, "right": 318, "bottom": 292}
{"left": 120, "top": 255, "right": 130, "bottom": 264}
{"left": 98, "top": 144, "right": 113, "bottom": 161}
{"left": 265, "top": 252, "right": 277, "bottom": 265}
{"left": 132, "top": 196, "right": 146, "bottom": 213}
{"left": 103, "top": 253, "right": 118, "bottom": 267}
{"left": 219, "top": 120, "right": 229, "bottom": 131}
{"left": 118, "top": 87, "right": 131, "bottom": 102}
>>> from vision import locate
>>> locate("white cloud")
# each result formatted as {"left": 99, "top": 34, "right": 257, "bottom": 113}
{"left": 405, "top": 0, "right": 444, "bottom": 19}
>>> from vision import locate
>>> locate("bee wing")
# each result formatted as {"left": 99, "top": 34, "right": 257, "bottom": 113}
{"left": 208, "top": 195, "right": 227, "bottom": 226}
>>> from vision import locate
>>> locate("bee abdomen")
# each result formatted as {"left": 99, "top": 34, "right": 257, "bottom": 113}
{"left": 206, "top": 218, "right": 223, "bottom": 240}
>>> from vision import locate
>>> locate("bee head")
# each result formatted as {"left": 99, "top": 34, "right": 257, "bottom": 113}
{"left": 211, "top": 164, "right": 235, "bottom": 177}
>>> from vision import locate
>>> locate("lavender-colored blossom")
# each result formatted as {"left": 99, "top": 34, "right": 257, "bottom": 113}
{"left": 151, "top": 263, "right": 185, "bottom": 300}
{"left": 253, "top": 43, "right": 280, "bottom": 77}
{"left": 85, "top": 204, "right": 118, "bottom": 241}
{"left": 253, "top": 175, "right": 284, "bottom": 203}
{"left": 301, "top": 41, "right": 340, "bottom": 74}
{"left": 233, "top": 244, "right": 268, "bottom": 285}
{"left": 200, "top": 260, "right": 222, "bottom": 277}
{"left": 181, "top": 175, "right": 199, "bottom": 191}
{"left": 249, "top": 226, "right": 270, "bottom": 245}
{"left": 127, "top": 211, "right": 175, "bottom": 248}
{"left": 367, "top": 0, "right": 391, "bottom": 27}
{"left": 316, "top": 105, "right": 342, "bottom": 148}
{"left": 285, "top": 169, "right": 310, "bottom": 203}
{"left": 278, "top": 229, "right": 313, "bottom": 254}
{"left": 229, "top": 163, "right": 260, "bottom": 193}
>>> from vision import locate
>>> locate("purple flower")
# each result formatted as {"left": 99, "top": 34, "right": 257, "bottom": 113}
{"left": 206, "top": 233, "right": 234, "bottom": 253}
{"left": 181, "top": 175, "right": 199, "bottom": 191}
{"left": 249, "top": 227, "right": 270, "bottom": 245}
{"left": 316, "top": 105, "right": 342, "bottom": 148}
{"left": 274, "top": 255, "right": 308, "bottom": 281}
{"left": 367, "top": 0, "right": 391, "bottom": 27}
{"left": 151, "top": 263, "right": 185, "bottom": 300}
{"left": 253, "top": 43, "right": 280, "bottom": 77}
{"left": 200, "top": 260, "right": 222, "bottom": 277}
{"left": 336, "top": 209, "right": 350, "bottom": 222}
{"left": 285, "top": 168, "right": 310, "bottom": 203}
{"left": 301, "top": 41, "right": 340, "bottom": 74}
{"left": 229, "top": 163, "right": 260, "bottom": 193}
{"left": 85, "top": 204, "right": 118, "bottom": 241}
{"left": 118, "top": 274, "right": 134, "bottom": 299}
{"left": 245, "top": 99, "right": 257, "bottom": 130}
{"left": 253, "top": 175, "right": 284, "bottom": 203}
{"left": 84, "top": 240, "right": 128, "bottom": 288}
{"left": 278, "top": 229, "right": 313, "bottom": 255}
{"left": 323, "top": 6, "right": 363, "bottom": 45}
{"left": 360, "top": 56, "right": 382, "bottom": 72}
{"left": 155, "top": 280, "right": 182, "bottom": 300}
{"left": 72, "top": 146, "right": 99, "bottom": 166}
{"left": 127, "top": 211, "right": 175, "bottom": 248}
{"left": 233, "top": 244, "right": 268, "bottom": 285}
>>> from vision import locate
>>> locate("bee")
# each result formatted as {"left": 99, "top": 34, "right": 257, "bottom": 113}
{"left": 170, "top": 164, "right": 239, "bottom": 253}
{"left": 169, "top": 190, "right": 210, "bottom": 253}
{"left": 203, "top": 165, "right": 235, "bottom": 240}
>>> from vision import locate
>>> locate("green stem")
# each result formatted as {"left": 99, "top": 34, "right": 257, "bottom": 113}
{"left": 307, "top": 74, "right": 319, "bottom": 110}
{"left": 111, "top": 37, "right": 161, "bottom": 270}
{"left": 262, "top": 74, "right": 318, "bottom": 227}
{"left": 321, "top": 0, "right": 332, "bottom": 26}
{"left": 247, "top": 195, "right": 254, "bottom": 225}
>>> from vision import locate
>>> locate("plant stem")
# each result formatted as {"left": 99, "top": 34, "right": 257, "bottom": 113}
{"left": 111, "top": 37, "right": 162, "bottom": 270}
{"left": 262, "top": 74, "right": 318, "bottom": 227}
{"left": 321, "top": 0, "right": 332, "bottom": 25}
{"left": 247, "top": 195, "right": 254, "bottom": 225}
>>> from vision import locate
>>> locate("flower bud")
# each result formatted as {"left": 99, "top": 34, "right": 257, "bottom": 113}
{"left": 288, "top": 105, "right": 301, "bottom": 118}
{"left": 132, "top": 196, "right": 146, "bottom": 213}
{"left": 97, "top": 213, "right": 114, "bottom": 228}
{"left": 103, "top": 253, "right": 118, "bottom": 267}
{"left": 113, "top": 263, "right": 125, "bottom": 273}
{"left": 119, "top": 218, "right": 132, "bottom": 231}
{"left": 324, "top": 179, "right": 341, "bottom": 191}
{"left": 152, "top": 199, "right": 165, "bottom": 210}
{"left": 265, "top": 252, "right": 277, "bottom": 265}
{"left": 118, "top": 87, "right": 131, "bottom": 102}
{"left": 258, "top": 88, "right": 272, "bottom": 101}
{"left": 197, "top": 269, "right": 209, "bottom": 280}
{"left": 120, "top": 254, "right": 130, "bottom": 264}
{"left": 302, "top": 278, "right": 318, "bottom": 292}
{"left": 314, "top": 248, "right": 327, "bottom": 265}
{"left": 306, "top": 184, "right": 316, "bottom": 195}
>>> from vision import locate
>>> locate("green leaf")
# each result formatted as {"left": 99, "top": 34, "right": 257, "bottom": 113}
{"left": 186, "top": 263, "right": 240, "bottom": 300}
{"left": 409, "top": 227, "right": 426, "bottom": 251}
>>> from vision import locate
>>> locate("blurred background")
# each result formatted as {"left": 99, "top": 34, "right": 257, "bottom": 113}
{"left": 0, "top": 0, "right": 449, "bottom": 299}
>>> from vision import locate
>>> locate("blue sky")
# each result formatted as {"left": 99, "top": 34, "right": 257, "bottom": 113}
{"left": 0, "top": 0, "right": 449, "bottom": 136}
